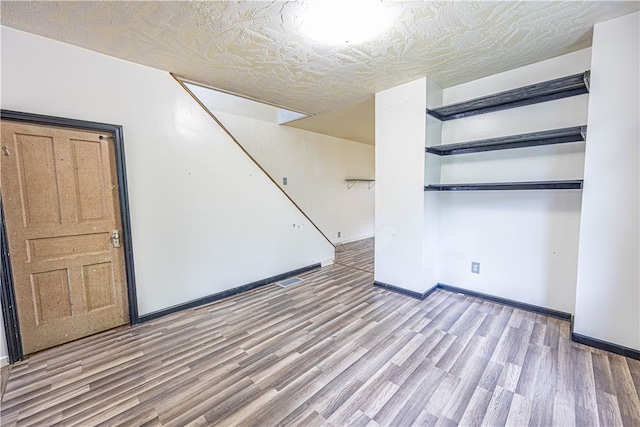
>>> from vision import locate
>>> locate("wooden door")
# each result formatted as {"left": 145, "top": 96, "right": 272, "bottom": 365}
{"left": 1, "top": 121, "right": 129, "bottom": 355}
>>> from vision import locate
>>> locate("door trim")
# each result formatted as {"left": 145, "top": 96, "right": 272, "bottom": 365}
{"left": 0, "top": 110, "right": 139, "bottom": 363}
{"left": 1, "top": 197, "right": 23, "bottom": 362}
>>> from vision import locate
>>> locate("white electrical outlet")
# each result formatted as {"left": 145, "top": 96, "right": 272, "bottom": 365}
{"left": 471, "top": 262, "right": 480, "bottom": 274}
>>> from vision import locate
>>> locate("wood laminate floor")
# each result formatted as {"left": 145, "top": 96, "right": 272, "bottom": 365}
{"left": 1, "top": 238, "right": 639, "bottom": 426}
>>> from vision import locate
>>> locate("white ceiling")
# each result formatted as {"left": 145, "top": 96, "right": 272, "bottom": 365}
{"left": 285, "top": 97, "right": 375, "bottom": 145}
{"left": 1, "top": 1, "right": 638, "bottom": 144}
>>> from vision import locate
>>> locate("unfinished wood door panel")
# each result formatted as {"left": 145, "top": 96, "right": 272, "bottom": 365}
{"left": 1, "top": 121, "right": 129, "bottom": 355}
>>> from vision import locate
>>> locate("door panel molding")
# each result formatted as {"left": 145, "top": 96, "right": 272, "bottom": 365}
{"left": 0, "top": 110, "right": 139, "bottom": 363}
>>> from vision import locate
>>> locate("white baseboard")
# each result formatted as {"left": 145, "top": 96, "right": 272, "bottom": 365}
{"left": 0, "top": 356, "right": 9, "bottom": 367}
{"left": 321, "top": 258, "right": 334, "bottom": 267}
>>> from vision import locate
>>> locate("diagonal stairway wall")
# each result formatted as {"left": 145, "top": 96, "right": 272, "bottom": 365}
{"left": 0, "top": 24, "right": 335, "bottom": 333}
{"left": 183, "top": 82, "right": 375, "bottom": 246}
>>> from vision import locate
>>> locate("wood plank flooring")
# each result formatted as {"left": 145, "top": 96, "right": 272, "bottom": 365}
{"left": 1, "top": 237, "right": 639, "bottom": 426}
{"left": 334, "top": 238, "right": 374, "bottom": 273}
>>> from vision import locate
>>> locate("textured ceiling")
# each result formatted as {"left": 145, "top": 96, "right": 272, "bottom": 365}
{"left": 2, "top": 1, "right": 639, "bottom": 117}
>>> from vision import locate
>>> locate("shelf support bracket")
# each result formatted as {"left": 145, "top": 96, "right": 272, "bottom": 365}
{"left": 345, "top": 179, "right": 375, "bottom": 190}
{"left": 583, "top": 70, "right": 591, "bottom": 92}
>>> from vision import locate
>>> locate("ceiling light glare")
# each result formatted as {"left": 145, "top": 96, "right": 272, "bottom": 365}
{"left": 301, "top": 0, "right": 391, "bottom": 45}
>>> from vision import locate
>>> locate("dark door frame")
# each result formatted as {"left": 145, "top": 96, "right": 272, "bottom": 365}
{"left": 0, "top": 110, "right": 139, "bottom": 363}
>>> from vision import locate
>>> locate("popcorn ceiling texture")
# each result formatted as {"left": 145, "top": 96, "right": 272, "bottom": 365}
{"left": 1, "top": 1, "right": 638, "bottom": 114}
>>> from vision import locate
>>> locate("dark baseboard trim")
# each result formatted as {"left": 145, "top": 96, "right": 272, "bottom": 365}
{"left": 376, "top": 280, "right": 640, "bottom": 360}
{"left": 139, "top": 263, "right": 320, "bottom": 323}
{"left": 436, "top": 283, "right": 572, "bottom": 320}
{"left": 373, "top": 281, "right": 438, "bottom": 300}
{"left": 375, "top": 281, "right": 572, "bottom": 321}
{"left": 571, "top": 333, "right": 640, "bottom": 361}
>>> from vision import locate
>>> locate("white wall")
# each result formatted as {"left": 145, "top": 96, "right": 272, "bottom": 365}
{"left": 423, "top": 79, "right": 444, "bottom": 289}
{"left": 185, "top": 84, "right": 375, "bottom": 245}
{"left": 435, "top": 49, "right": 591, "bottom": 313}
{"left": 375, "top": 78, "right": 427, "bottom": 292}
{"left": 574, "top": 12, "right": 640, "bottom": 350}
{"left": 0, "top": 27, "right": 334, "bottom": 362}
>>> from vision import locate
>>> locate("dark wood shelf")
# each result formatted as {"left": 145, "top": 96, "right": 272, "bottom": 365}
{"left": 424, "top": 180, "right": 583, "bottom": 191}
{"left": 426, "top": 126, "right": 587, "bottom": 156}
{"left": 427, "top": 71, "right": 590, "bottom": 121}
